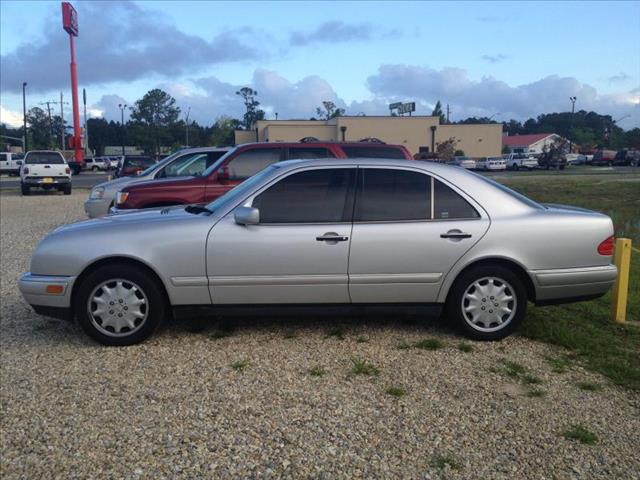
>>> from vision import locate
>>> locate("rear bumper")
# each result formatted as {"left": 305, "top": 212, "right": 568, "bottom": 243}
{"left": 19, "top": 272, "right": 76, "bottom": 310}
{"left": 531, "top": 265, "right": 617, "bottom": 304}
{"left": 23, "top": 177, "right": 71, "bottom": 186}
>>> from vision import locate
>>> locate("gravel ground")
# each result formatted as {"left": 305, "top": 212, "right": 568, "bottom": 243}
{"left": 1, "top": 191, "right": 639, "bottom": 479}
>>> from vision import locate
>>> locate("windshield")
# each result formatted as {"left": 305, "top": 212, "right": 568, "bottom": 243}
{"left": 138, "top": 150, "right": 185, "bottom": 176}
{"left": 205, "top": 164, "right": 278, "bottom": 213}
{"left": 25, "top": 152, "right": 65, "bottom": 164}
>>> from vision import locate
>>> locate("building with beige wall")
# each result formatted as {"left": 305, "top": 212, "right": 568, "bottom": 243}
{"left": 235, "top": 116, "right": 503, "bottom": 158}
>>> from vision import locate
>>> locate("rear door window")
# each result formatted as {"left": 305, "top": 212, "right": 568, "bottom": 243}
{"left": 433, "top": 179, "right": 479, "bottom": 219}
{"left": 341, "top": 146, "right": 406, "bottom": 159}
{"left": 227, "top": 148, "right": 283, "bottom": 180}
{"left": 287, "top": 147, "right": 335, "bottom": 159}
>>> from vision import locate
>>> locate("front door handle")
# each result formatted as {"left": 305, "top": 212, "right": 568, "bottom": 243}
{"left": 316, "top": 232, "right": 349, "bottom": 243}
{"left": 440, "top": 231, "right": 472, "bottom": 239}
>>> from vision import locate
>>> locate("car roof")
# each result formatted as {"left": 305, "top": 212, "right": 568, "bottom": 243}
{"left": 237, "top": 141, "right": 405, "bottom": 148}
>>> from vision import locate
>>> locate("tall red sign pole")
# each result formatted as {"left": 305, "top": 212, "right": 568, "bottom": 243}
{"left": 62, "top": 2, "right": 83, "bottom": 164}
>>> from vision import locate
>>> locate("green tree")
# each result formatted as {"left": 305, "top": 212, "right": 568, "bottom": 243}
{"left": 210, "top": 116, "right": 241, "bottom": 146}
{"left": 130, "top": 89, "right": 181, "bottom": 156}
{"left": 236, "top": 87, "right": 265, "bottom": 129}
{"left": 25, "top": 107, "right": 56, "bottom": 149}
{"left": 432, "top": 100, "right": 446, "bottom": 124}
{"left": 436, "top": 136, "right": 459, "bottom": 161}
{"left": 316, "top": 101, "right": 345, "bottom": 120}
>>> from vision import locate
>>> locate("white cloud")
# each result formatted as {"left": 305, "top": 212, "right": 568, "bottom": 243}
{"left": 0, "top": 105, "right": 23, "bottom": 128}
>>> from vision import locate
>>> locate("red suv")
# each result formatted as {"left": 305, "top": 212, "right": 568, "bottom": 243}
{"left": 115, "top": 141, "right": 412, "bottom": 210}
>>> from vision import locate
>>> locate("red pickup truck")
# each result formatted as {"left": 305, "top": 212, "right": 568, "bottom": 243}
{"left": 115, "top": 141, "right": 412, "bottom": 210}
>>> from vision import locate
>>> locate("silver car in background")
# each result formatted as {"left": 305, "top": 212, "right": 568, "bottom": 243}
{"left": 21, "top": 158, "right": 617, "bottom": 346}
{"left": 84, "top": 147, "right": 229, "bottom": 218}
{"left": 449, "top": 156, "right": 477, "bottom": 169}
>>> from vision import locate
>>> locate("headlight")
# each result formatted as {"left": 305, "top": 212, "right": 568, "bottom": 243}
{"left": 116, "top": 191, "right": 129, "bottom": 205}
{"left": 89, "top": 186, "right": 105, "bottom": 200}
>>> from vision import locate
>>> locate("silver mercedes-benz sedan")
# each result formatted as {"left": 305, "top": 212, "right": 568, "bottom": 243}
{"left": 20, "top": 159, "right": 617, "bottom": 346}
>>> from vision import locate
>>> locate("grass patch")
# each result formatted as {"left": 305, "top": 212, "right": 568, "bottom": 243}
{"left": 308, "top": 366, "right": 326, "bottom": 377}
{"left": 458, "top": 342, "right": 474, "bottom": 353}
{"left": 414, "top": 338, "right": 444, "bottom": 350}
{"left": 231, "top": 359, "right": 249, "bottom": 372}
{"left": 526, "top": 387, "right": 546, "bottom": 398}
{"left": 499, "top": 359, "right": 544, "bottom": 387}
{"left": 431, "top": 454, "right": 462, "bottom": 470}
{"left": 577, "top": 381, "right": 603, "bottom": 392}
{"left": 545, "top": 355, "right": 572, "bottom": 374}
{"left": 522, "top": 373, "right": 543, "bottom": 385}
{"left": 397, "top": 341, "right": 412, "bottom": 350}
{"left": 351, "top": 358, "right": 380, "bottom": 376}
{"left": 563, "top": 424, "right": 598, "bottom": 445}
{"left": 356, "top": 335, "right": 369, "bottom": 343}
{"left": 385, "top": 386, "right": 406, "bottom": 398}
{"left": 326, "top": 327, "right": 345, "bottom": 340}
{"left": 501, "top": 174, "right": 639, "bottom": 391}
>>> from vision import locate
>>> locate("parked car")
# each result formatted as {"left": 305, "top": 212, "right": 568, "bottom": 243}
{"left": 20, "top": 150, "right": 72, "bottom": 195}
{"left": 85, "top": 147, "right": 230, "bottom": 218}
{"left": 537, "top": 151, "right": 566, "bottom": 170}
{"left": 114, "top": 155, "right": 156, "bottom": 177}
{"left": 613, "top": 149, "right": 639, "bottom": 166}
{"left": 114, "top": 142, "right": 413, "bottom": 211}
{"left": 476, "top": 156, "right": 507, "bottom": 171}
{"left": 449, "top": 156, "right": 476, "bottom": 169}
{"left": 502, "top": 153, "right": 538, "bottom": 171}
{"left": 0, "top": 152, "right": 24, "bottom": 176}
{"left": 591, "top": 150, "right": 617, "bottom": 166}
{"left": 19, "top": 158, "right": 617, "bottom": 346}
{"left": 564, "top": 153, "right": 587, "bottom": 165}
{"left": 83, "top": 157, "right": 111, "bottom": 172}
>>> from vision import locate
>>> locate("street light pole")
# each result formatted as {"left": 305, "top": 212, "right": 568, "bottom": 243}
{"left": 118, "top": 103, "right": 127, "bottom": 156}
{"left": 83, "top": 88, "right": 89, "bottom": 155}
{"left": 185, "top": 106, "right": 191, "bottom": 147}
{"left": 22, "top": 82, "right": 27, "bottom": 152}
{"left": 568, "top": 96, "right": 577, "bottom": 153}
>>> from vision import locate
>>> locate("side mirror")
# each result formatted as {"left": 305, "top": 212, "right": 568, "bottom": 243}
{"left": 234, "top": 206, "right": 259, "bottom": 225}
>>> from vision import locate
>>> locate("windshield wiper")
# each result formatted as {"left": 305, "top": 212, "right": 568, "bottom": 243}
{"left": 184, "top": 204, "right": 212, "bottom": 215}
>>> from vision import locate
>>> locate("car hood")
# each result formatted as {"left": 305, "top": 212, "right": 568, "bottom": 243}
{"left": 94, "top": 174, "right": 153, "bottom": 191}
{"left": 121, "top": 176, "right": 201, "bottom": 191}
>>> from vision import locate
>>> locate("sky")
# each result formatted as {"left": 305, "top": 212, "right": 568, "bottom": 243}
{"left": 1, "top": 0, "right": 639, "bottom": 129}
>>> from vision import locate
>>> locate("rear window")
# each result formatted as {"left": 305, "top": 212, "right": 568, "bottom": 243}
{"left": 341, "top": 146, "right": 406, "bottom": 159}
{"left": 25, "top": 152, "right": 65, "bottom": 164}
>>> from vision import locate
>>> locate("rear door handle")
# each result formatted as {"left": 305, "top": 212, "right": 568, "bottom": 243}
{"left": 440, "top": 231, "right": 472, "bottom": 239}
{"left": 316, "top": 233, "right": 349, "bottom": 242}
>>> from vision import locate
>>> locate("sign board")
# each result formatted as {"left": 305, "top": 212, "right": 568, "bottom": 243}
{"left": 62, "top": 2, "right": 78, "bottom": 36}
{"left": 397, "top": 102, "right": 416, "bottom": 114}
{"left": 389, "top": 102, "right": 402, "bottom": 110}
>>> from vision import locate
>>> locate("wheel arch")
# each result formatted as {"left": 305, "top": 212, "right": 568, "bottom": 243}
{"left": 70, "top": 256, "right": 171, "bottom": 319}
{"left": 443, "top": 257, "right": 536, "bottom": 305}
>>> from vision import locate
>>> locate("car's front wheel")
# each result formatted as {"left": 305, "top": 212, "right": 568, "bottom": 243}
{"left": 75, "top": 263, "right": 166, "bottom": 346}
{"left": 446, "top": 265, "right": 527, "bottom": 341}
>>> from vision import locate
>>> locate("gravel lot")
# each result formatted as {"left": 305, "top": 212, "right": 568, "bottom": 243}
{"left": 1, "top": 191, "right": 639, "bottom": 479}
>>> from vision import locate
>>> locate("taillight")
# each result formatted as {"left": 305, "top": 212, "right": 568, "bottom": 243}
{"left": 65, "top": 167, "right": 71, "bottom": 174}
{"left": 597, "top": 236, "right": 614, "bottom": 256}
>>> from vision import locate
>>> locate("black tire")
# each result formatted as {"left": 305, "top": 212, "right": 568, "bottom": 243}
{"left": 21, "top": 183, "right": 30, "bottom": 196}
{"left": 63, "top": 185, "right": 72, "bottom": 195}
{"left": 446, "top": 265, "right": 527, "bottom": 341}
{"left": 75, "top": 263, "right": 167, "bottom": 346}
{"left": 511, "top": 164, "right": 519, "bottom": 171}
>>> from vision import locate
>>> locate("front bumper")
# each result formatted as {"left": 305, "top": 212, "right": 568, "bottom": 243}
{"left": 532, "top": 264, "right": 617, "bottom": 304}
{"left": 19, "top": 272, "right": 76, "bottom": 312}
{"left": 84, "top": 198, "right": 111, "bottom": 218}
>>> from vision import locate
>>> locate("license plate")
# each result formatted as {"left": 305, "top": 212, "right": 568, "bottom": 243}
{"left": 42, "top": 177, "right": 53, "bottom": 183}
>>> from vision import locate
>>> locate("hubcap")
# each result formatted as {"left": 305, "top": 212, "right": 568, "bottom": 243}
{"left": 461, "top": 276, "right": 517, "bottom": 332}
{"left": 87, "top": 279, "right": 148, "bottom": 337}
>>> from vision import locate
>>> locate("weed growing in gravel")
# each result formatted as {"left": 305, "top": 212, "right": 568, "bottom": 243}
{"left": 397, "top": 341, "right": 411, "bottom": 350}
{"left": 356, "top": 336, "right": 369, "bottom": 343}
{"left": 563, "top": 424, "right": 598, "bottom": 445}
{"left": 526, "top": 388, "right": 546, "bottom": 398}
{"left": 431, "top": 454, "right": 462, "bottom": 470}
{"left": 327, "top": 327, "right": 345, "bottom": 340}
{"left": 545, "top": 355, "right": 572, "bottom": 374}
{"left": 458, "top": 342, "right": 474, "bottom": 353}
{"left": 351, "top": 358, "right": 380, "bottom": 376}
{"left": 577, "top": 381, "right": 603, "bottom": 392}
{"left": 385, "top": 386, "right": 406, "bottom": 398}
{"left": 414, "top": 338, "right": 444, "bottom": 350}
{"left": 522, "top": 373, "right": 543, "bottom": 385}
{"left": 502, "top": 360, "right": 527, "bottom": 379}
{"left": 231, "top": 359, "right": 249, "bottom": 372}
{"left": 308, "top": 366, "right": 327, "bottom": 377}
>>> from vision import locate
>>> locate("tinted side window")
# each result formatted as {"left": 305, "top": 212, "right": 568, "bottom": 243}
{"left": 355, "top": 169, "right": 430, "bottom": 222}
{"left": 342, "top": 146, "right": 406, "bottom": 159}
{"left": 253, "top": 169, "right": 354, "bottom": 223}
{"left": 207, "top": 151, "right": 227, "bottom": 167}
{"left": 434, "top": 179, "right": 479, "bottom": 219}
{"left": 288, "top": 147, "right": 335, "bottom": 159}
{"left": 0, "top": 154, "right": 7, "bottom": 161}
{"left": 227, "top": 148, "right": 282, "bottom": 180}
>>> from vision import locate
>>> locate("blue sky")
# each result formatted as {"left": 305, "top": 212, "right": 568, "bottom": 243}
{"left": 1, "top": 0, "right": 639, "bottom": 128}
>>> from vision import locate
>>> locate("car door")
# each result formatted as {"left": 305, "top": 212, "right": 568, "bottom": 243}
{"left": 207, "top": 166, "right": 356, "bottom": 304}
{"left": 204, "top": 147, "right": 284, "bottom": 203}
{"left": 348, "top": 167, "right": 490, "bottom": 303}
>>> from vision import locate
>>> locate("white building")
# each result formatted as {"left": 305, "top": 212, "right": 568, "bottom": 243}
{"left": 502, "top": 133, "right": 565, "bottom": 154}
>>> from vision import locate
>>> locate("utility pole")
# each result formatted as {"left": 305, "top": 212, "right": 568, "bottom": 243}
{"left": 185, "top": 106, "right": 191, "bottom": 147}
{"left": 83, "top": 88, "right": 89, "bottom": 155}
{"left": 59, "top": 92, "right": 69, "bottom": 150}
{"left": 39, "top": 100, "right": 57, "bottom": 148}
{"left": 568, "top": 96, "right": 577, "bottom": 153}
{"left": 22, "top": 82, "right": 28, "bottom": 152}
{"left": 446, "top": 104, "right": 450, "bottom": 124}
{"left": 118, "top": 103, "right": 127, "bottom": 156}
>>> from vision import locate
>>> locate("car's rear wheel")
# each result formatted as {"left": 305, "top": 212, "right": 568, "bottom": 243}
{"left": 20, "top": 183, "right": 30, "bottom": 196}
{"left": 92, "top": 166, "right": 98, "bottom": 172}
{"left": 63, "top": 185, "right": 72, "bottom": 195}
{"left": 75, "top": 263, "right": 166, "bottom": 346}
{"left": 446, "top": 265, "right": 527, "bottom": 341}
